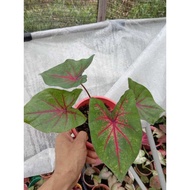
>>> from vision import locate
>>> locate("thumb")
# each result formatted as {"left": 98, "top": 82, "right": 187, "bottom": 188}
{"left": 75, "top": 131, "right": 88, "bottom": 143}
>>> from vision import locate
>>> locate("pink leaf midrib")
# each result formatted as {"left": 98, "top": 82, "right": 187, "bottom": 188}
{"left": 136, "top": 97, "right": 161, "bottom": 110}
{"left": 96, "top": 103, "right": 134, "bottom": 168}
{"left": 51, "top": 73, "right": 80, "bottom": 82}
{"left": 50, "top": 63, "right": 86, "bottom": 82}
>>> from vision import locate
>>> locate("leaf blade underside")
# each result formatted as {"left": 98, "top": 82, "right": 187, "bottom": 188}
{"left": 40, "top": 55, "right": 94, "bottom": 89}
{"left": 24, "top": 88, "right": 86, "bottom": 133}
{"left": 128, "top": 78, "right": 165, "bottom": 124}
{"left": 89, "top": 90, "right": 142, "bottom": 182}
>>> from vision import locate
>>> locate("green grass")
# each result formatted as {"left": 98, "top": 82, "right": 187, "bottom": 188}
{"left": 24, "top": 0, "right": 166, "bottom": 32}
{"left": 24, "top": 0, "right": 98, "bottom": 32}
{"left": 127, "top": 0, "right": 166, "bottom": 19}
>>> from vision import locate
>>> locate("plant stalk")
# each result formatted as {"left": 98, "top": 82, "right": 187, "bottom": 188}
{"left": 81, "top": 84, "right": 91, "bottom": 98}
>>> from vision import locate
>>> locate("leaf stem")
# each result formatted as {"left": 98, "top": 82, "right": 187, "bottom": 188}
{"left": 81, "top": 84, "right": 91, "bottom": 98}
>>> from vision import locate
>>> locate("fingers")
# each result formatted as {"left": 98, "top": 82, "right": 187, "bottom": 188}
{"left": 56, "top": 131, "right": 100, "bottom": 165}
{"left": 75, "top": 131, "right": 88, "bottom": 143}
{"left": 86, "top": 156, "right": 97, "bottom": 165}
{"left": 75, "top": 132, "right": 99, "bottom": 163}
{"left": 56, "top": 131, "right": 88, "bottom": 146}
{"left": 87, "top": 149, "right": 99, "bottom": 159}
{"left": 86, "top": 145, "right": 100, "bottom": 165}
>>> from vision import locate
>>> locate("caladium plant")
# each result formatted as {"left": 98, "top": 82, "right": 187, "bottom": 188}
{"left": 24, "top": 55, "right": 165, "bottom": 182}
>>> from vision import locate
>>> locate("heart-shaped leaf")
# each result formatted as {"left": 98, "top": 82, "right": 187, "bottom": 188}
{"left": 40, "top": 55, "right": 94, "bottom": 89}
{"left": 24, "top": 88, "right": 86, "bottom": 133}
{"left": 128, "top": 78, "right": 165, "bottom": 124}
{"left": 89, "top": 90, "right": 142, "bottom": 182}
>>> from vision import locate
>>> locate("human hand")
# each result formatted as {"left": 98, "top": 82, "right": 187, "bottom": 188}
{"left": 39, "top": 131, "right": 98, "bottom": 190}
{"left": 54, "top": 131, "right": 88, "bottom": 187}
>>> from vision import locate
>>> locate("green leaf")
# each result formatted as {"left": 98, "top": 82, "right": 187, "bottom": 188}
{"left": 133, "top": 150, "right": 147, "bottom": 164}
{"left": 128, "top": 78, "right": 165, "bottom": 124}
{"left": 40, "top": 55, "right": 94, "bottom": 89}
{"left": 89, "top": 90, "right": 142, "bottom": 182}
{"left": 24, "top": 88, "right": 86, "bottom": 133}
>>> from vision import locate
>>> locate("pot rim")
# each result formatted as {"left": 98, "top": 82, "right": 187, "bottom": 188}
{"left": 92, "top": 183, "right": 110, "bottom": 190}
{"left": 83, "top": 166, "right": 100, "bottom": 188}
{"left": 74, "top": 96, "right": 116, "bottom": 110}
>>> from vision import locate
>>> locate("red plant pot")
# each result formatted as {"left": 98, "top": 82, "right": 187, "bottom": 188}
{"left": 92, "top": 184, "right": 110, "bottom": 190}
{"left": 135, "top": 160, "right": 153, "bottom": 177}
{"left": 72, "top": 96, "right": 116, "bottom": 151}
{"left": 24, "top": 177, "right": 30, "bottom": 184}
{"left": 72, "top": 183, "right": 83, "bottom": 190}
{"left": 40, "top": 171, "right": 54, "bottom": 180}
{"left": 24, "top": 184, "right": 28, "bottom": 190}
